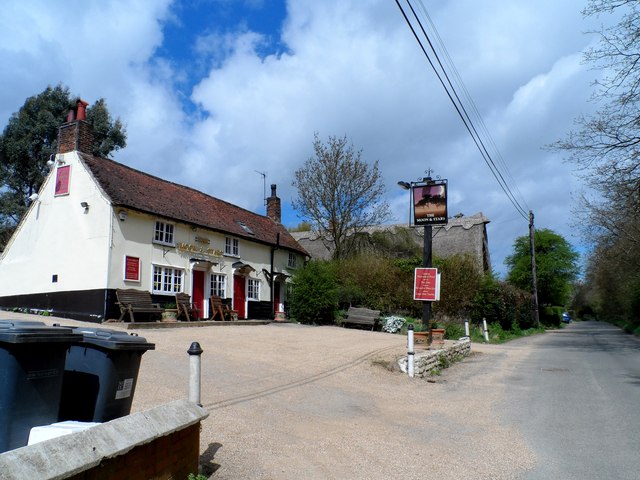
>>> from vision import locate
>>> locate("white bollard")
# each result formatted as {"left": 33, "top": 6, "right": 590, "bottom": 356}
{"left": 482, "top": 318, "right": 489, "bottom": 343}
{"left": 407, "top": 324, "right": 415, "bottom": 378}
{"left": 188, "top": 341, "right": 204, "bottom": 406}
{"left": 464, "top": 320, "right": 470, "bottom": 338}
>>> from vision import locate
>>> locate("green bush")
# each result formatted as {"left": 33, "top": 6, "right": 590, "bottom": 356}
{"left": 540, "top": 306, "right": 562, "bottom": 327}
{"left": 470, "top": 274, "right": 532, "bottom": 330}
{"left": 289, "top": 261, "right": 339, "bottom": 324}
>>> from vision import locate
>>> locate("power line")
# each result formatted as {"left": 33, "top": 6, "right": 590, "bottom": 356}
{"left": 394, "top": 0, "right": 529, "bottom": 221}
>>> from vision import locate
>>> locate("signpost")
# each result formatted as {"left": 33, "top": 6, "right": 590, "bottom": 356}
{"left": 398, "top": 171, "right": 448, "bottom": 343}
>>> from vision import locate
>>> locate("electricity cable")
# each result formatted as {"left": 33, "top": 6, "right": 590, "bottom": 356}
{"left": 394, "top": 0, "right": 529, "bottom": 221}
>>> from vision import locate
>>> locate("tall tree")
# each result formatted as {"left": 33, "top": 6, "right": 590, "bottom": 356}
{"left": 555, "top": 0, "right": 640, "bottom": 246}
{"left": 505, "top": 229, "right": 580, "bottom": 307}
{"left": 0, "top": 85, "right": 126, "bottom": 249}
{"left": 292, "top": 133, "right": 392, "bottom": 260}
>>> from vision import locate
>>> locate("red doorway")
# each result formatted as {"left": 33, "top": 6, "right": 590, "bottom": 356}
{"left": 274, "top": 282, "right": 281, "bottom": 315}
{"left": 233, "top": 275, "right": 246, "bottom": 319}
{"left": 192, "top": 270, "right": 205, "bottom": 320}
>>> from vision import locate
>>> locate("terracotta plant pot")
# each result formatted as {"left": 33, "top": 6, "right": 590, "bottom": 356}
{"left": 413, "top": 331, "right": 429, "bottom": 344}
{"left": 430, "top": 328, "right": 446, "bottom": 345}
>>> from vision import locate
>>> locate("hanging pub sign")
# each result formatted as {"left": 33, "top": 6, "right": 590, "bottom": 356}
{"left": 412, "top": 181, "right": 448, "bottom": 226}
{"left": 414, "top": 268, "right": 441, "bottom": 302}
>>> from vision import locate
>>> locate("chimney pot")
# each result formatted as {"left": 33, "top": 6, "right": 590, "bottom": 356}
{"left": 76, "top": 99, "right": 89, "bottom": 121}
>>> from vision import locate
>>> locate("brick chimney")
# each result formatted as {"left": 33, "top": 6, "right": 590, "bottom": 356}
{"left": 58, "top": 99, "right": 93, "bottom": 154}
{"left": 266, "top": 184, "right": 281, "bottom": 223}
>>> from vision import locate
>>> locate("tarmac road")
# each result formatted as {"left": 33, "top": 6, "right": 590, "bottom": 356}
{"left": 499, "top": 321, "right": 640, "bottom": 480}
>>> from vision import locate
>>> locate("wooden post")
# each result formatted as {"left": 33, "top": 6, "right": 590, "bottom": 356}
{"left": 529, "top": 211, "right": 540, "bottom": 328}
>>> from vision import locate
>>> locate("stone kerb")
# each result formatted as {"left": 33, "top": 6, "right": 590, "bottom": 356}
{"left": 398, "top": 338, "right": 471, "bottom": 377}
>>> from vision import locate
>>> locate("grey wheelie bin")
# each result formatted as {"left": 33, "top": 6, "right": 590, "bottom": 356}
{"left": 0, "top": 320, "right": 80, "bottom": 453}
{"left": 58, "top": 327, "right": 155, "bottom": 422}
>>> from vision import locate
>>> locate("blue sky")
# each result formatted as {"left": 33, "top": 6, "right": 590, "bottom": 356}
{"left": 0, "top": 0, "right": 611, "bottom": 275}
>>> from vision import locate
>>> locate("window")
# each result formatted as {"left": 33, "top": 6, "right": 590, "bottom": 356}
{"left": 288, "top": 253, "right": 297, "bottom": 268}
{"left": 210, "top": 274, "right": 226, "bottom": 298}
{"left": 152, "top": 265, "right": 183, "bottom": 293}
{"left": 236, "top": 221, "right": 255, "bottom": 236}
{"left": 247, "top": 279, "right": 260, "bottom": 301}
{"left": 225, "top": 237, "right": 239, "bottom": 256}
{"left": 154, "top": 221, "right": 175, "bottom": 246}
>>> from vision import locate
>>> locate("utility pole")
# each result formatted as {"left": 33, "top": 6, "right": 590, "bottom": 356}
{"left": 529, "top": 210, "right": 540, "bottom": 328}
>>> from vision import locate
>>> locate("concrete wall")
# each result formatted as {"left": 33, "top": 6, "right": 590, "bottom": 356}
{"left": 0, "top": 399, "right": 208, "bottom": 480}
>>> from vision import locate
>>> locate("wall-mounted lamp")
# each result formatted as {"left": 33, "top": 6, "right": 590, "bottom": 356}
{"left": 46, "top": 154, "right": 55, "bottom": 167}
{"left": 118, "top": 210, "right": 127, "bottom": 222}
{"left": 28, "top": 193, "right": 39, "bottom": 202}
{"left": 397, "top": 181, "right": 411, "bottom": 190}
{"left": 80, "top": 201, "right": 89, "bottom": 213}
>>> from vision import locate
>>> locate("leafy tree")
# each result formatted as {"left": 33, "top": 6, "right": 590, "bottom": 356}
{"left": 292, "top": 133, "right": 392, "bottom": 260}
{"left": 0, "top": 85, "right": 126, "bottom": 249}
{"left": 505, "top": 229, "right": 580, "bottom": 306}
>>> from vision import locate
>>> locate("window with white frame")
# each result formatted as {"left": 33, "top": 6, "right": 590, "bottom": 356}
{"left": 247, "top": 279, "right": 260, "bottom": 300}
{"left": 152, "top": 265, "right": 183, "bottom": 293}
{"left": 154, "top": 220, "right": 175, "bottom": 246}
{"left": 288, "top": 252, "right": 297, "bottom": 268}
{"left": 210, "top": 274, "right": 226, "bottom": 298}
{"left": 225, "top": 237, "right": 239, "bottom": 256}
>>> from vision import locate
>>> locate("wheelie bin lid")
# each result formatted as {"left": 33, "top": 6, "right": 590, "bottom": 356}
{"left": 67, "top": 327, "right": 155, "bottom": 351}
{"left": 0, "top": 320, "right": 80, "bottom": 344}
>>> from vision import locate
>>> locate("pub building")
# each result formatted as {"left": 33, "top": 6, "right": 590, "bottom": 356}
{"left": 0, "top": 101, "right": 308, "bottom": 322}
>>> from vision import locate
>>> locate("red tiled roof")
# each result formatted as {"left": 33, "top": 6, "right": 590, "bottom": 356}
{"left": 79, "top": 153, "right": 308, "bottom": 256}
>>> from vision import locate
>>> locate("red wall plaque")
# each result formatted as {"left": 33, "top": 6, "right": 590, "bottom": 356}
{"left": 54, "top": 165, "right": 71, "bottom": 196}
{"left": 124, "top": 256, "right": 140, "bottom": 282}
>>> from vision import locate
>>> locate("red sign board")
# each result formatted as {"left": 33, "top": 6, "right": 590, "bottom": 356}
{"left": 414, "top": 268, "right": 440, "bottom": 301}
{"left": 124, "top": 256, "right": 140, "bottom": 282}
{"left": 54, "top": 165, "right": 71, "bottom": 196}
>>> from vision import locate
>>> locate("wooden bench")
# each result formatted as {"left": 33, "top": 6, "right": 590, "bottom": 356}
{"left": 176, "top": 293, "right": 201, "bottom": 321}
{"left": 210, "top": 295, "right": 232, "bottom": 321}
{"left": 116, "top": 289, "right": 164, "bottom": 322}
{"left": 342, "top": 307, "right": 380, "bottom": 331}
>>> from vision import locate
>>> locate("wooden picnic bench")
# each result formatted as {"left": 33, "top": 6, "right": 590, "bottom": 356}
{"left": 176, "top": 293, "right": 201, "bottom": 321}
{"left": 116, "top": 288, "right": 164, "bottom": 322}
{"left": 342, "top": 307, "right": 380, "bottom": 331}
{"left": 210, "top": 295, "right": 233, "bottom": 321}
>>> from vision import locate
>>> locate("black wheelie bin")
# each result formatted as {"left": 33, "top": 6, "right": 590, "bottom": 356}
{"left": 0, "top": 320, "right": 80, "bottom": 453}
{"left": 58, "top": 327, "right": 155, "bottom": 422}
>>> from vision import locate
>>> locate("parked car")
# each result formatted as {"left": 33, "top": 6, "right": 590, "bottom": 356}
{"left": 562, "top": 312, "right": 572, "bottom": 323}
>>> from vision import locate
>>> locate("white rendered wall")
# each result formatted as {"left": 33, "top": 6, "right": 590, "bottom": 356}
{"left": 0, "top": 152, "right": 112, "bottom": 296}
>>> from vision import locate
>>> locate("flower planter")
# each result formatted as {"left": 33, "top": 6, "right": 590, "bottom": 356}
{"left": 161, "top": 311, "right": 178, "bottom": 322}
{"left": 430, "top": 328, "right": 446, "bottom": 345}
{"left": 413, "top": 331, "right": 429, "bottom": 344}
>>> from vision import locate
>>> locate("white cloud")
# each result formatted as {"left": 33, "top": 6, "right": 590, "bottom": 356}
{"left": 0, "top": 0, "right": 607, "bottom": 275}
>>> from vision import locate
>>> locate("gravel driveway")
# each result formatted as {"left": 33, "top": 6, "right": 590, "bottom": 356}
{"left": 1, "top": 312, "right": 535, "bottom": 479}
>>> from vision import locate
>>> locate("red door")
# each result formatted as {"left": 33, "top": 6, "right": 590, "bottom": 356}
{"left": 192, "top": 270, "right": 205, "bottom": 320}
{"left": 274, "top": 282, "right": 281, "bottom": 314}
{"left": 233, "top": 275, "right": 246, "bottom": 319}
